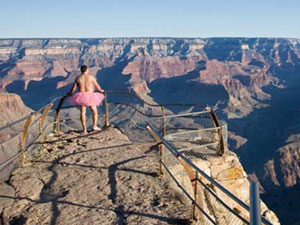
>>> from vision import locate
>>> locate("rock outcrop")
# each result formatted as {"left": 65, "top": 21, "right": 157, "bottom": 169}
{"left": 262, "top": 132, "right": 300, "bottom": 190}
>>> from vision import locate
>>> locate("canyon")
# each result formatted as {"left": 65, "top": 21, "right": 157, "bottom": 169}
{"left": 0, "top": 37, "right": 300, "bottom": 224}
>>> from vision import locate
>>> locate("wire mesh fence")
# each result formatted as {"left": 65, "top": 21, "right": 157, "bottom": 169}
{"left": 164, "top": 122, "right": 227, "bottom": 159}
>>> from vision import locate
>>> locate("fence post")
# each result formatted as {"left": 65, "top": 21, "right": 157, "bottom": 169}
{"left": 205, "top": 106, "right": 225, "bottom": 156}
{"left": 54, "top": 96, "right": 67, "bottom": 133}
{"left": 250, "top": 181, "right": 261, "bottom": 225}
{"left": 146, "top": 126, "right": 164, "bottom": 176}
{"left": 191, "top": 171, "right": 198, "bottom": 219}
{"left": 20, "top": 113, "right": 34, "bottom": 166}
{"left": 39, "top": 104, "right": 53, "bottom": 140}
{"left": 161, "top": 106, "right": 166, "bottom": 136}
{"left": 176, "top": 157, "right": 200, "bottom": 220}
{"left": 39, "top": 103, "right": 53, "bottom": 152}
{"left": 159, "top": 144, "right": 163, "bottom": 175}
{"left": 104, "top": 92, "right": 110, "bottom": 127}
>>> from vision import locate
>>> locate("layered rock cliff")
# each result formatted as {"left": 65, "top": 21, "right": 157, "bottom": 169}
{"left": 1, "top": 38, "right": 298, "bottom": 117}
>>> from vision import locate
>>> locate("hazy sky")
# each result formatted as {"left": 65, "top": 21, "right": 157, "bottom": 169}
{"left": 0, "top": 0, "right": 299, "bottom": 38}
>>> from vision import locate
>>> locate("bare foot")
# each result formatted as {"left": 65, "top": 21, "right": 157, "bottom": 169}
{"left": 82, "top": 130, "right": 88, "bottom": 135}
{"left": 92, "top": 126, "right": 101, "bottom": 131}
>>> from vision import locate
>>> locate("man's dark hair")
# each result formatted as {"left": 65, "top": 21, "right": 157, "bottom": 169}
{"left": 80, "top": 65, "right": 88, "bottom": 73}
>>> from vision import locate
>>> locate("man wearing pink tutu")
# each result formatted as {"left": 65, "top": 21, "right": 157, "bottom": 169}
{"left": 68, "top": 65, "right": 105, "bottom": 134}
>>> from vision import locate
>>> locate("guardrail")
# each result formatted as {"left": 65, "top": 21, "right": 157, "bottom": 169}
{"left": 54, "top": 91, "right": 226, "bottom": 153}
{"left": 1, "top": 91, "right": 210, "bottom": 182}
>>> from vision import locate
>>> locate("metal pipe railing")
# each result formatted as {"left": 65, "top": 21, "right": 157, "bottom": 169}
{"left": 250, "top": 181, "right": 262, "bottom": 225}
{"left": 105, "top": 90, "right": 206, "bottom": 108}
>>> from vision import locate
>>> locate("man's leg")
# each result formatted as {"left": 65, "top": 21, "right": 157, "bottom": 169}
{"left": 80, "top": 106, "right": 87, "bottom": 134}
{"left": 90, "top": 105, "right": 100, "bottom": 130}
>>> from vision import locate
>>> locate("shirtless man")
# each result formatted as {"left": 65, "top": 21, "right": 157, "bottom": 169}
{"left": 68, "top": 65, "right": 105, "bottom": 134}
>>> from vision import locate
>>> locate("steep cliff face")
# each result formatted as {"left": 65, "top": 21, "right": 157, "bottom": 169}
{"left": 0, "top": 93, "right": 32, "bottom": 142}
{"left": 263, "top": 139, "right": 300, "bottom": 189}
{"left": 0, "top": 93, "right": 32, "bottom": 124}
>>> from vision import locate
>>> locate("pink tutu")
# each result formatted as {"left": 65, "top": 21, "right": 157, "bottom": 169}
{"left": 68, "top": 92, "right": 105, "bottom": 107}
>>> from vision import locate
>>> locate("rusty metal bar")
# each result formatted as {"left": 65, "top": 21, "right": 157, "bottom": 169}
{"left": 21, "top": 115, "right": 34, "bottom": 150}
{"left": 205, "top": 106, "right": 225, "bottom": 156}
{"left": 39, "top": 103, "right": 53, "bottom": 147}
{"left": 205, "top": 106, "right": 220, "bottom": 127}
{"left": 147, "top": 126, "right": 161, "bottom": 144}
{"left": 20, "top": 113, "right": 35, "bottom": 166}
{"left": 54, "top": 95, "right": 68, "bottom": 133}
{"left": 159, "top": 144, "right": 163, "bottom": 175}
{"left": 40, "top": 103, "right": 53, "bottom": 133}
{"left": 192, "top": 171, "right": 198, "bottom": 219}
{"left": 147, "top": 126, "right": 164, "bottom": 176}
{"left": 161, "top": 106, "right": 166, "bottom": 136}
{"left": 176, "top": 157, "right": 198, "bottom": 219}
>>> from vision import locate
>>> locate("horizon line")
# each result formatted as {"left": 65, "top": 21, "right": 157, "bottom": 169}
{"left": 0, "top": 36, "right": 300, "bottom": 40}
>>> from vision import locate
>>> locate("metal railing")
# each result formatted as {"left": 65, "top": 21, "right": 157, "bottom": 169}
{"left": 53, "top": 91, "right": 226, "bottom": 150}
{"left": 147, "top": 124, "right": 273, "bottom": 225}
{"left": 1, "top": 91, "right": 208, "bottom": 182}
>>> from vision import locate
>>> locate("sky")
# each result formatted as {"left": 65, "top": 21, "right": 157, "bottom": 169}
{"left": 0, "top": 0, "right": 299, "bottom": 38}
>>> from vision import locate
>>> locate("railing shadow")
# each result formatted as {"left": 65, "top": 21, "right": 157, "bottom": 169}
{"left": 0, "top": 195, "right": 190, "bottom": 225}
{"left": 2, "top": 140, "right": 189, "bottom": 224}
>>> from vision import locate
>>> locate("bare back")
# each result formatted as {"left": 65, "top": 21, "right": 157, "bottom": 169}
{"left": 75, "top": 74, "right": 101, "bottom": 93}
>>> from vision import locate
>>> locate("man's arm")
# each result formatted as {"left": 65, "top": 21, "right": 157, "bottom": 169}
{"left": 93, "top": 77, "right": 104, "bottom": 93}
{"left": 68, "top": 81, "right": 77, "bottom": 96}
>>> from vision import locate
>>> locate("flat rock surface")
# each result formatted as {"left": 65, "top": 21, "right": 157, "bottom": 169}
{"left": 0, "top": 128, "right": 191, "bottom": 225}
{"left": 0, "top": 183, "right": 15, "bottom": 210}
